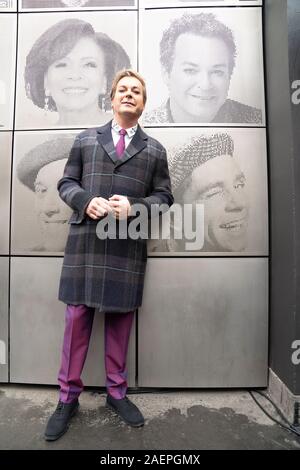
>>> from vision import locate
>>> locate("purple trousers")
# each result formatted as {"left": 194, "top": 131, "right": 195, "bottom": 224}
{"left": 58, "top": 304, "right": 134, "bottom": 403}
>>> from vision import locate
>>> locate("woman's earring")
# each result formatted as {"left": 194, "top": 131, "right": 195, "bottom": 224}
{"left": 25, "top": 83, "right": 32, "bottom": 100}
{"left": 44, "top": 90, "right": 51, "bottom": 113}
{"left": 44, "top": 96, "right": 49, "bottom": 113}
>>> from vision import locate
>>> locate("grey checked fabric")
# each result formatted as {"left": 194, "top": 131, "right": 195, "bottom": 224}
{"left": 57, "top": 121, "right": 173, "bottom": 312}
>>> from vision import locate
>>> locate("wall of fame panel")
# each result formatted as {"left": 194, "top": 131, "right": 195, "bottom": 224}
{"left": 20, "top": 0, "right": 137, "bottom": 11}
{"left": 140, "top": 1, "right": 262, "bottom": 8}
{"left": 146, "top": 127, "right": 268, "bottom": 256}
{"left": 11, "top": 130, "right": 78, "bottom": 255}
{"left": 0, "top": 14, "right": 17, "bottom": 130}
{"left": 15, "top": 10, "right": 137, "bottom": 130}
{"left": 140, "top": 6, "right": 265, "bottom": 126}
{"left": 138, "top": 258, "right": 268, "bottom": 387}
{"left": 10, "top": 257, "right": 136, "bottom": 385}
{"left": 0, "top": 132, "right": 12, "bottom": 255}
{"left": 3, "top": 0, "right": 268, "bottom": 388}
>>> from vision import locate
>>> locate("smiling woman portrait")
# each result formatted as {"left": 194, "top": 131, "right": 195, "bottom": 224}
{"left": 24, "top": 18, "right": 131, "bottom": 127}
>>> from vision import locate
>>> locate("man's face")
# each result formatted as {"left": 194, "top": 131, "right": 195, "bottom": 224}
{"left": 34, "top": 159, "right": 71, "bottom": 251}
{"left": 183, "top": 155, "right": 249, "bottom": 251}
{"left": 165, "top": 33, "right": 231, "bottom": 122}
{"left": 111, "top": 76, "right": 145, "bottom": 122}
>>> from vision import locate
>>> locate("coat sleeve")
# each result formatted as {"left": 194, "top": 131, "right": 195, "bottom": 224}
{"left": 127, "top": 146, "right": 174, "bottom": 217}
{"left": 57, "top": 136, "right": 95, "bottom": 224}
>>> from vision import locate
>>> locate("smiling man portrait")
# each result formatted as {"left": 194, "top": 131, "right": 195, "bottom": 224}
{"left": 150, "top": 133, "right": 250, "bottom": 254}
{"left": 144, "top": 12, "right": 262, "bottom": 125}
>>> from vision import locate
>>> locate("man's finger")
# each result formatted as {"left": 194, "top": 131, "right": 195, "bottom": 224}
{"left": 108, "top": 200, "right": 120, "bottom": 208}
{"left": 95, "top": 201, "right": 111, "bottom": 212}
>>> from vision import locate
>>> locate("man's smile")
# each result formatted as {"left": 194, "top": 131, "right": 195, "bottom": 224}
{"left": 219, "top": 216, "right": 247, "bottom": 232}
{"left": 189, "top": 94, "right": 216, "bottom": 101}
{"left": 42, "top": 219, "right": 68, "bottom": 224}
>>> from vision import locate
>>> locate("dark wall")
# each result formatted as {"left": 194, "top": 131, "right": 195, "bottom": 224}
{"left": 265, "top": 0, "right": 300, "bottom": 394}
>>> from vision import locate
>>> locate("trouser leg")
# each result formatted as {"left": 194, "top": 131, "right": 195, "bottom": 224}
{"left": 58, "top": 304, "right": 95, "bottom": 403}
{"left": 104, "top": 310, "right": 135, "bottom": 399}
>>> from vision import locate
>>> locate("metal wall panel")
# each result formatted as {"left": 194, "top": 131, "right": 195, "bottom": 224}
{"left": 10, "top": 257, "right": 135, "bottom": 386}
{"left": 0, "top": 14, "right": 17, "bottom": 130}
{"left": 11, "top": 131, "right": 75, "bottom": 255}
{"left": 146, "top": 127, "right": 268, "bottom": 257}
{"left": 0, "top": 132, "right": 12, "bottom": 255}
{"left": 6, "top": 1, "right": 268, "bottom": 390}
{"left": 138, "top": 258, "right": 268, "bottom": 387}
{"left": 0, "top": 257, "right": 9, "bottom": 382}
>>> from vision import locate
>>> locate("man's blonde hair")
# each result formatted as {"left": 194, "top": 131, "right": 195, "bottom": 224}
{"left": 110, "top": 69, "right": 147, "bottom": 105}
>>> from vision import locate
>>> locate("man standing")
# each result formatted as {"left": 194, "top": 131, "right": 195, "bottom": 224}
{"left": 44, "top": 69, "right": 173, "bottom": 441}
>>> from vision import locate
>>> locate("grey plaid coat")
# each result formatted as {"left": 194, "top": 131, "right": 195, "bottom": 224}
{"left": 57, "top": 121, "right": 173, "bottom": 312}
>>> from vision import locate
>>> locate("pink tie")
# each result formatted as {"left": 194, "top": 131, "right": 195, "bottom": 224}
{"left": 115, "top": 128, "right": 127, "bottom": 159}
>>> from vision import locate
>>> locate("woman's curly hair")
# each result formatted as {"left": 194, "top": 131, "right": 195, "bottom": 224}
{"left": 25, "top": 18, "right": 131, "bottom": 112}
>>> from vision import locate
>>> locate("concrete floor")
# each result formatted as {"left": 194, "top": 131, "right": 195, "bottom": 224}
{"left": 0, "top": 385, "right": 299, "bottom": 450}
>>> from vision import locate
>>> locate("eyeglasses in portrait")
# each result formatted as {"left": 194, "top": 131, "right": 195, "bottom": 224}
{"left": 146, "top": 127, "right": 268, "bottom": 255}
{"left": 140, "top": 7, "right": 265, "bottom": 126}
{"left": 11, "top": 132, "right": 79, "bottom": 254}
{"left": 15, "top": 12, "right": 137, "bottom": 129}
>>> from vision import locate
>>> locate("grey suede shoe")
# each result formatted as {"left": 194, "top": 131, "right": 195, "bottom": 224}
{"left": 106, "top": 395, "right": 144, "bottom": 427}
{"left": 44, "top": 399, "right": 79, "bottom": 441}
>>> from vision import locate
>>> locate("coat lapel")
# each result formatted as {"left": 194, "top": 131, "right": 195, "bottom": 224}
{"left": 96, "top": 121, "right": 148, "bottom": 166}
{"left": 96, "top": 120, "right": 118, "bottom": 163}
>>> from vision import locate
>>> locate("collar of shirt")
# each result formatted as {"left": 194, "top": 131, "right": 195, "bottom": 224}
{"left": 112, "top": 120, "right": 138, "bottom": 139}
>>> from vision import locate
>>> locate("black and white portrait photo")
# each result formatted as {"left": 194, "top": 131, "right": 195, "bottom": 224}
{"left": 140, "top": 7, "right": 265, "bottom": 126}
{"left": 0, "top": 0, "right": 16, "bottom": 10}
{"left": 0, "top": 132, "right": 12, "bottom": 255}
{"left": 15, "top": 12, "right": 137, "bottom": 129}
{"left": 11, "top": 131, "right": 77, "bottom": 254}
{"left": 140, "top": 1, "right": 262, "bottom": 8}
{"left": 0, "top": 14, "right": 17, "bottom": 129}
{"left": 21, "top": 0, "right": 136, "bottom": 10}
{"left": 146, "top": 127, "right": 268, "bottom": 255}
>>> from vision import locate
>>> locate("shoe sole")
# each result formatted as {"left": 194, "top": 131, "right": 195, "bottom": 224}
{"left": 44, "top": 403, "right": 79, "bottom": 441}
{"left": 106, "top": 402, "right": 144, "bottom": 428}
